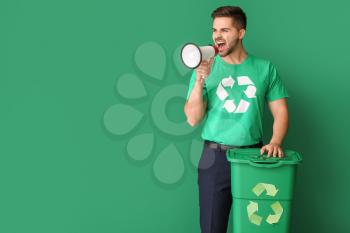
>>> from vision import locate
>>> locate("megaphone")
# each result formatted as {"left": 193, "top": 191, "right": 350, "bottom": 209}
{"left": 180, "top": 43, "right": 219, "bottom": 69}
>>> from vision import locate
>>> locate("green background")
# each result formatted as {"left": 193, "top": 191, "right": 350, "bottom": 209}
{"left": 1, "top": 0, "right": 350, "bottom": 232}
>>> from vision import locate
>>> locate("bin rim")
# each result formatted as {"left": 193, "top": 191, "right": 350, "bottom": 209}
{"left": 226, "top": 148, "right": 302, "bottom": 166}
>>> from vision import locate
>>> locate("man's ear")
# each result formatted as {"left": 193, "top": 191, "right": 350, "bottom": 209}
{"left": 238, "top": 29, "right": 246, "bottom": 39}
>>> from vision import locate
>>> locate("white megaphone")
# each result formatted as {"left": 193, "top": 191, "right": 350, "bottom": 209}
{"left": 180, "top": 43, "right": 219, "bottom": 69}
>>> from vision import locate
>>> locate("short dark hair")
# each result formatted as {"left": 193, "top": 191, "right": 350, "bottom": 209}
{"left": 211, "top": 6, "right": 247, "bottom": 30}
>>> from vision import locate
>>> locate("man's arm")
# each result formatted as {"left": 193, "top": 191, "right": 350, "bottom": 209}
{"left": 184, "top": 58, "right": 213, "bottom": 127}
{"left": 260, "top": 98, "right": 289, "bottom": 157}
{"left": 184, "top": 79, "right": 207, "bottom": 127}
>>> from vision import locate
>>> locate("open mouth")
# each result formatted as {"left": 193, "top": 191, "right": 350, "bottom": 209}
{"left": 216, "top": 41, "right": 227, "bottom": 51}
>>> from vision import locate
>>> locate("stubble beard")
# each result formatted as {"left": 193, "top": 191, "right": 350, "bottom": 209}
{"left": 219, "top": 38, "right": 240, "bottom": 57}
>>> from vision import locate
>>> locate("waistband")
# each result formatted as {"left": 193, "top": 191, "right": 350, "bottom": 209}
{"left": 204, "top": 140, "right": 263, "bottom": 151}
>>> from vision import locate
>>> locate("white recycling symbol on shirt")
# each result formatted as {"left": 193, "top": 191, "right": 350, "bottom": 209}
{"left": 216, "top": 75, "right": 256, "bottom": 113}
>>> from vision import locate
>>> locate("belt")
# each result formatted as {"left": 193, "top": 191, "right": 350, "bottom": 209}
{"left": 204, "top": 140, "right": 263, "bottom": 151}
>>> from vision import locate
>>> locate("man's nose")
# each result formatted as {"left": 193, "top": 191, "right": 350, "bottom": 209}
{"left": 214, "top": 32, "right": 222, "bottom": 39}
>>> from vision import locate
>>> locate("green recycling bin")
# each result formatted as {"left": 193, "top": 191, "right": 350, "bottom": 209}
{"left": 226, "top": 148, "right": 302, "bottom": 233}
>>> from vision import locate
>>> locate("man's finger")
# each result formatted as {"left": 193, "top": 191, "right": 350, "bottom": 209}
{"left": 278, "top": 148, "right": 283, "bottom": 158}
{"left": 277, "top": 148, "right": 282, "bottom": 158}
{"left": 260, "top": 146, "right": 266, "bottom": 155}
{"left": 209, "top": 57, "right": 214, "bottom": 65}
{"left": 200, "top": 61, "right": 208, "bottom": 67}
{"left": 267, "top": 147, "right": 272, "bottom": 157}
{"left": 273, "top": 147, "right": 278, "bottom": 157}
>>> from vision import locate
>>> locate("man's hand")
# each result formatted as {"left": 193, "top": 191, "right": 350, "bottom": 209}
{"left": 196, "top": 57, "right": 214, "bottom": 82}
{"left": 260, "top": 143, "right": 285, "bottom": 158}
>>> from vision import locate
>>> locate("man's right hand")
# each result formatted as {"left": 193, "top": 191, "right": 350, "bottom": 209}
{"left": 195, "top": 57, "right": 214, "bottom": 83}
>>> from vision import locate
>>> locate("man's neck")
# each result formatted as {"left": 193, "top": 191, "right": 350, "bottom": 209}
{"left": 221, "top": 45, "right": 248, "bottom": 65}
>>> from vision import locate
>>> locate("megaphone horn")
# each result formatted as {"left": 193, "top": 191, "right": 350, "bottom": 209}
{"left": 180, "top": 43, "right": 219, "bottom": 69}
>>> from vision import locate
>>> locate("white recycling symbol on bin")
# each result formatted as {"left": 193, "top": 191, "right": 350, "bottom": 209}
{"left": 216, "top": 75, "right": 256, "bottom": 113}
{"left": 246, "top": 183, "right": 284, "bottom": 226}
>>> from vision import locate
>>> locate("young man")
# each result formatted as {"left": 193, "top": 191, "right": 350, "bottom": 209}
{"left": 183, "top": 6, "right": 289, "bottom": 233}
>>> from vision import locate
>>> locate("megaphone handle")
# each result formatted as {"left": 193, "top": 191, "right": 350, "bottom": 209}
{"left": 203, "top": 57, "right": 214, "bottom": 79}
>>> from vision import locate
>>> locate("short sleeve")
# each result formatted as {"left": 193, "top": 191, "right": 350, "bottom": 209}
{"left": 186, "top": 70, "right": 208, "bottom": 101}
{"left": 265, "top": 63, "right": 289, "bottom": 102}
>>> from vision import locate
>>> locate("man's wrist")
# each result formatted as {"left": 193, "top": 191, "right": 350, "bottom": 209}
{"left": 194, "top": 79, "right": 205, "bottom": 88}
{"left": 269, "top": 140, "right": 282, "bottom": 146}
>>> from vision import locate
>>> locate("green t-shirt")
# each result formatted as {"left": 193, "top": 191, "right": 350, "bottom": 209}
{"left": 186, "top": 54, "right": 289, "bottom": 146}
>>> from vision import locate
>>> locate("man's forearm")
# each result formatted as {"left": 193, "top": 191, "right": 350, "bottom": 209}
{"left": 270, "top": 109, "right": 288, "bottom": 145}
{"left": 184, "top": 80, "right": 206, "bottom": 127}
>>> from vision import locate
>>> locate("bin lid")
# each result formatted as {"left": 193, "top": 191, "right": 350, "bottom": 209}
{"left": 227, "top": 148, "right": 302, "bottom": 167}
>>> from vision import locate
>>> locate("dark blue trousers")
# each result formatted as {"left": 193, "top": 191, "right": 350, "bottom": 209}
{"left": 197, "top": 142, "right": 262, "bottom": 233}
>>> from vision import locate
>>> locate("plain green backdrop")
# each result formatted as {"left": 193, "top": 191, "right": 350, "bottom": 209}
{"left": 1, "top": 0, "right": 350, "bottom": 232}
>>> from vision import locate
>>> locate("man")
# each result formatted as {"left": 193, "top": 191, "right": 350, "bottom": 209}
{"left": 183, "top": 6, "right": 289, "bottom": 233}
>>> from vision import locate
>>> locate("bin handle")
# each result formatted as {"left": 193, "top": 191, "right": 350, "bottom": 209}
{"left": 248, "top": 159, "right": 283, "bottom": 168}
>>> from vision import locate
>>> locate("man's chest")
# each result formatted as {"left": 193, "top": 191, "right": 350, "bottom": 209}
{"left": 205, "top": 69, "right": 269, "bottom": 113}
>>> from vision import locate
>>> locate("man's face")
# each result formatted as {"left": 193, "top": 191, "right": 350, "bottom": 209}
{"left": 212, "top": 17, "right": 245, "bottom": 57}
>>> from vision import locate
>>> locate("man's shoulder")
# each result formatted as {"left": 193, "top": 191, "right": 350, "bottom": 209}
{"left": 248, "top": 54, "right": 273, "bottom": 67}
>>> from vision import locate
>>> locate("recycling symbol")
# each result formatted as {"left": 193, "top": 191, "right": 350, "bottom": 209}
{"left": 246, "top": 183, "right": 284, "bottom": 226}
{"left": 216, "top": 75, "right": 256, "bottom": 113}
